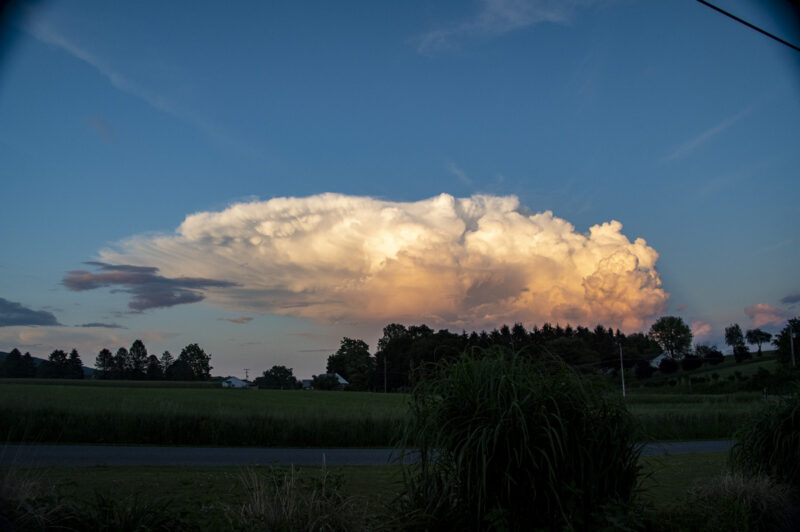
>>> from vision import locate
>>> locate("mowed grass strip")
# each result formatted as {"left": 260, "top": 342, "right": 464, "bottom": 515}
{"left": 0, "top": 384, "right": 407, "bottom": 447}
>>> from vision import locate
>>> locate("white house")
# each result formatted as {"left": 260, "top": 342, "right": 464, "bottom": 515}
{"left": 221, "top": 376, "right": 249, "bottom": 388}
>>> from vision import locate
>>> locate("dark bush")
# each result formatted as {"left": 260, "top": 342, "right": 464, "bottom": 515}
{"left": 634, "top": 359, "right": 655, "bottom": 379}
{"left": 660, "top": 473, "right": 796, "bottom": 532}
{"left": 697, "top": 345, "right": 724, "bottom": 365}
{"left": 731, "top": 385, "right": 800, "bottom": 488}
{"left": 681, "top": 354, "right": 703, "bottom": 371}
{"left": 396, "top": 350, "right": 641, "bottom": 531}
{"left": 659, "top": 356, "right": 679, "bottom": 374}
{"left": 734, "top": 345, "right": 751, "bottom": 363}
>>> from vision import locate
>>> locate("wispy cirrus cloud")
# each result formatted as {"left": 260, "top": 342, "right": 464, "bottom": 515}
{"left": 745, "top": 303, "right": 790, "bottom": 328}
{"left": 23, "top": 16, "right": 246, "bottom": 152}
{"left": 664, "top": 107, "right": 751, "bottom": 162}
{"left": 0, "top": 297, "right": 61, "bottom": 327}
{"left": 413, "top": 0, "right": 600, "bottom": 54}
{"left": 93, "top": 192, "right": 669, "bottom": 331}
{"left": 63, "top": 262, "right": 236, "bottom": 312}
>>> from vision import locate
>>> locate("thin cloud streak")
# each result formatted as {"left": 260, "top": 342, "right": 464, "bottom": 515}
{"left": 23, "top": 18, "right": 248, "bottom": 153}
{"left": 664, "top": 107, "right": 751, "bottom": 162}
{"left": 414, "top": 0, "right": 600, "bottom": 54}
{"left": 218, "top": 316, "right": 254, "bottom": 324}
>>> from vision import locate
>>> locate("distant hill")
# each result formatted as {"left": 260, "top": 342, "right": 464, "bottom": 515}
{"left": 0, "top": 350, "right": 95, "bottom": 376}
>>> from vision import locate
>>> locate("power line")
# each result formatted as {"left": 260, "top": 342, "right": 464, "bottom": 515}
{"left": 696, "top": 0, "right": 800, "bottom": 53}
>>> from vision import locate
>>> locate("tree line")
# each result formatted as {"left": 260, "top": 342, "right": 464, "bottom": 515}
{"left": 311, "top": 316, "right": 798, "bottom": 392}
{"left": 0, "top": 340, "right": 213, "bottom": 381}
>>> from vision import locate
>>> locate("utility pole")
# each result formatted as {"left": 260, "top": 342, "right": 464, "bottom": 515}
{"left": 244, "top": 368, "right": 249, "bottom": 381}
{"left": 619, "top": 343, "right": 626, "bottom": 398}
{"left": 791, "top": 323, "right": 796, "bottom": 369}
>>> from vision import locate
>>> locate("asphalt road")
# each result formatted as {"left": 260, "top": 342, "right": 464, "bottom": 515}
{"left": 0, "top": 441, "right": 733, "bottom": 467}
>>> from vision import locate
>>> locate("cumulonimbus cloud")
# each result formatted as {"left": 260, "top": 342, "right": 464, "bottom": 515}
{"left": 92, "top": 193, "right": 668, "bottom": 330}
{"left": 63, "top": 262, "right": 236, "bottom": 311}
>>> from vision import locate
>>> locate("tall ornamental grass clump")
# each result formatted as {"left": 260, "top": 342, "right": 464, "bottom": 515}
{"left": 396, "top": 349, "right": 641, "bottom": 531}
{"left": 730, "top": 384, "right": 800, "bottom": 488}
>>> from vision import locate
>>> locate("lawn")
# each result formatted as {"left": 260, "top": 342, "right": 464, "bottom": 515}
{"left": 1, "top": 453, "right": 729, "bottom": 530}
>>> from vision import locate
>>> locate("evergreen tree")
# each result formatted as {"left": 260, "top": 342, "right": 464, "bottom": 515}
{"left": 68, "top": 348, "right": 84, "bottom": 379}
{"left": 95, "top": 348, "right": 114, "bottom": 379}
{"left": 129, "top": 339, "right": 148, "bottom": 379}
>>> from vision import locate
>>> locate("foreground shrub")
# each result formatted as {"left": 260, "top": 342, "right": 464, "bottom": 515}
{"left": 396, "top": 350, "right": 641, "bottom": 531}
{"left": 731, "top": 384, "right": 800, "bottom": 488}
{"left": 658, "top": 473, "right": 796, "bottom": 532}
{"left": 228, "top": 465, "right": 372, "bottom": 531}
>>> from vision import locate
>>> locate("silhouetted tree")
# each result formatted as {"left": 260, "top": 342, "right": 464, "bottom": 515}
{"left": 326, "top": 338, "right": 373, "bottom": 391}
{"left": 634, "top": 359, "right": 655, "bottom": 379}
{"left": 649, "top": 316, "right": 692, "bottom": 358}
{"left": 696, "top": 344, "right": 724, "bottom": 365}
{"left": 725, "top": 324, "right": 750, "bottom": 362}
{"left": 773, "top": 318, "right": 800, "bottom": 366}
{"left": 311, "top": 373, "right": 339, "bottom": 390}
{"left": 658, "top": 356, "right": 679, "bottom": 374}
{"left": 178, "top": 343, "right": 212, "bottom": 380}
{"left": 129, "top": 339, "right": 148, "bottom": 379}
{"left": 160, "top": 351, "right": 174, "bottom": 374}
{"left": 67, "top": 349, "right": 84, "bottom": 379}
{"left": 165, "top": 358, "right": 193, "bottom": 380}
{"left": 680, "top": 354, "right": 703, "bottom": 371}
{"left": 745, "top": 328, "right": 772, "bottom": 355}
{"left": 114, "top": 347, "right": 129, "bottom": 379}
{"left": 256, "top": 365, "right": 297, "bottom": 389}
{"left": 39, "top": 349, "right": 68, "bottom": 378}
{"left": 95, "top": 348, "right": 114, "bottom": 379}
{"left": 21, "top": 352, "right": 37, "bottom": 377}
{"left": 1, "top": 348, "right": 23, "bottom": 377}
{"left": 146, "top": 355, "right": 163, "bottom": 380}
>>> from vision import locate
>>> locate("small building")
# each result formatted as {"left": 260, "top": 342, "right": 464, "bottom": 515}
{"left": 221, "top": 376, "right": 249, "bottom": 389}
{"left": 649, "top": 353, "right": 672, "bottom": 368}
{"left": 328, "top": 372, "right": 349, "bottom": 391}
{"left": 301, "top": 379, "right": 313, "bottom": 390}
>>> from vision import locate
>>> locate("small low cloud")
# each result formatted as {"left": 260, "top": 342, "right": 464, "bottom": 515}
{"left": 780, "top": 293, "right": 800, "bottom": 305}
{"left": 745, "top": 303, "right": 790, "bottom": 328}
{"left": 63, "top": 262, "right": 236, "bottom": 312}
{"left": 78, "top": 322, "right": 125, "bottom": 329}
{"left": 413, "top": 0, "right": 600, "bottom": 54}
{"left": 218, "top": 316, "right": 254, "bottom": 324}
{"left": 691, "top": 320, "right": 711, "bottom": 339}
{"left": 0, "top": 297, "right": 61, "bottom": 327}
{"left": 676, "top": 304, "right": 688, "bottom": 311}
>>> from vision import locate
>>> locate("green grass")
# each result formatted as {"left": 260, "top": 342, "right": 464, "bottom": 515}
{"left": 639, "top": 452, "right": 728, "bottom": 509}
{"left": 0, "top": 382, "right": 771, "bottom": 445}
{"left": 625, "top": 393, "right": 763, "bottom": 441}
{"left": 0, "top": 384, "right": 408, "bottom": 447}
{"left": 2, "top": 453, "right": 729, "bottom": 530}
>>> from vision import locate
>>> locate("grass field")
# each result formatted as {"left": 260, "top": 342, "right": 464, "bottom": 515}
{"left": 0, "top": 381, "right": 770, "bottom": 445}
{"left": 0, "top": 452, "right": 729, "bottom": 530}
{"left": 0, "top": 384, "right": 408, "bottom": 447}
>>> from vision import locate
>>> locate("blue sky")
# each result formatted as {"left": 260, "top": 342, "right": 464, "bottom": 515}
{"left": 1, "top": 0, "right": 798, "bottom": 378}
